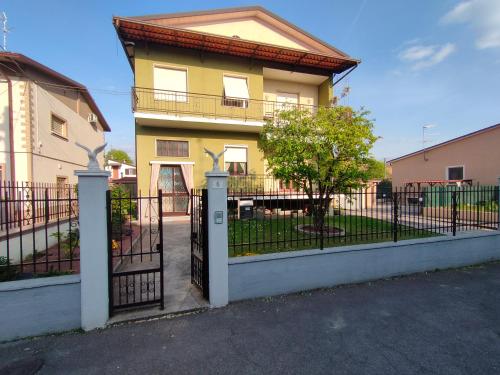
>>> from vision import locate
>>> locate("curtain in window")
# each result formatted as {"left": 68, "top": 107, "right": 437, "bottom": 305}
{"left": 180, "top": 164, "right": 193, "bottom": 214}
{"left": 144, "top": 163, "right": 161, "bottom": 219}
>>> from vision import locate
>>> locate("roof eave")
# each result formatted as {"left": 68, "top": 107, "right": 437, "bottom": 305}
{"left": 0, "top": 52, "right": 111, "bottom": 132}
{"left": 125, "top": 6, "right": 355, "bottom": 60}
{"left": 113, "top": 17, "right": 360, "bottom": 74}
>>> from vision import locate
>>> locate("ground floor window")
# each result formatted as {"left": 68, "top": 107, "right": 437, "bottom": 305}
{"left": 224, "top": 146, "right": 247, "bottom": 176}
{"left": 156, "top": 140, "right": 189, "bottom": 157}
{"left": 225, "top": 162, "right": 247, "bottom": 176}
{"left": 447, "top": 166, "right": 464, "bottom": 180}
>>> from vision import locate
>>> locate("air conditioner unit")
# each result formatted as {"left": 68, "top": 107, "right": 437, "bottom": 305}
{"left": 88, "top": 113, "right": 98, "bottom": 124}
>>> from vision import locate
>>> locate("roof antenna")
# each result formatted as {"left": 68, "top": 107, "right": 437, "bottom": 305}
{"left": 1, "top": 12, "right": 9, "bottom": 51}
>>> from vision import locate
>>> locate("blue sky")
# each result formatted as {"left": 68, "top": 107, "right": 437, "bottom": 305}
{"left": 4, "top": 0, "right": 500, "bottom": 161}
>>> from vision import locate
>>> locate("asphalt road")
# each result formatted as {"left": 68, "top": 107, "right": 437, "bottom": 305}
{"left": 1, "top": 262, "right": 500, "bottom": 375}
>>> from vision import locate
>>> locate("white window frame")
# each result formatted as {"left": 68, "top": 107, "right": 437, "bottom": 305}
{"left": 224, "top": 144, "right": 248, "bottom": 175}
{"left": 153, "top": 65, "right": 188, "bottom": 102}
{"left": 222, "top": 74, "right": 249, "bottom": 108}
{"left": 51, "top": 113, "right": 68, "bottom": 139}
{"left": 446, "top": 165, "right": 465, "bottom": 180}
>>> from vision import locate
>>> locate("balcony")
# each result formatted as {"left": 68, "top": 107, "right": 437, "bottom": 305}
{"left": 132, "top": 87, "right": 317, "bottom": 132}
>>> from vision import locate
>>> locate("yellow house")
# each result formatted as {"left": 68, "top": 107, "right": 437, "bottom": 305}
{"left": 113, "top": 6, "right": 359, "bottom": 215}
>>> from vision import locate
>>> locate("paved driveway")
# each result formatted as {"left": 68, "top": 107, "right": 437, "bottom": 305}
{"left": 1, "top": 262, "right": 500, "bottom": 374}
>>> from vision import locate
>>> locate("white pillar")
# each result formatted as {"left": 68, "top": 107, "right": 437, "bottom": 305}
{"left": 205, "top": 170, "right": 229, "bottom": 307}
{"left": 75, "top": 170, "right": 110, "bottom": 330}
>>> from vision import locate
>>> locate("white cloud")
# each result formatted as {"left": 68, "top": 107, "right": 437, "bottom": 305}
{"left": 442, "top": 0, "right": 500, "bottom": 49}
{"left": 398, "top": 43, "right": 456, "bottom": 70}
{"left": 399, "top": 45, "right": 436, "bottom": 61}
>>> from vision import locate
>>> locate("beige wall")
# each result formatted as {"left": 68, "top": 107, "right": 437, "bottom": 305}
{"left": 22, "top": 66, "right": 107, "bottom": 133}
{"left": 32, "top": 83, "right": 105, "bottom": 183}
{"left": 183, "top": 18, "right": 312, "bottom": 51}
{"left": 0, "top": 78, "right": 31, "bottom": 182}
{"left": 263, "top": 79, "right": 319, "bottom": 107}
{"left": 391, "top": 127, "right": 500, "bottom": 187}
{"left": 0, "top": 77, "right": 106, "bottom": 184}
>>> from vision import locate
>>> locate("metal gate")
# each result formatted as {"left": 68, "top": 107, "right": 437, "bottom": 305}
{"left": 190, "top": 189, "right": 209, "bottom": 300}
{"left": 106, "top": 190, "right": 165, "bottom": 316}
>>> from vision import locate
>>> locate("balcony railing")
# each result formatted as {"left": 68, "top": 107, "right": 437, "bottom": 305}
{"left": 227, "top": 174, "right": 304, "bottom": 195}
{"left": 132, "top": 87, "right": 317, "bottom": 123}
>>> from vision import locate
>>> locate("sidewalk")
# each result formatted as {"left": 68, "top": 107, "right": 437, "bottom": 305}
{"left": 1, "top": 262, "right": 500, "bottom": 375}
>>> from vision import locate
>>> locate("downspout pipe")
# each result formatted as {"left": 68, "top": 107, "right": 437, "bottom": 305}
{"left": 0, "top": 67, "right": 15, "bottom": 182}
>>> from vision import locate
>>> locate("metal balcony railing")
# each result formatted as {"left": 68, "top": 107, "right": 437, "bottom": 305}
{"left": 132, "top": 87, "right": 318, "bottom": 123}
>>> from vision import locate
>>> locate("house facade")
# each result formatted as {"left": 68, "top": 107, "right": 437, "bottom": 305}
{"left": 0, "top": 52, "right": 110, "bottom": 185}
{"left": 106, "top": 159, "right": 137, "bottom": 180}
{"left": 114, "top": 6, "right": 359, "bottom": 214}
{"left": 389, "top": 123, "right": 500, "bottom": 187}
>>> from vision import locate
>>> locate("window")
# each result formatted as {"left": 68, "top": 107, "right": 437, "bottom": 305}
{"left": 447, "top": 166, "right": 464, "bottom": 180}
{"left": 124, "top": 168, "right": 135, "bottom": 176}
{"left": 56, "top": 176, "right": 68, "bottom": 196}
{"left": 153, "top": 66, "right": 187, "bottom": 102}
{"left": 276, "top": 92, "right": 299, "bottom": 111}
{"left": 223, "top": 75, "right": 249, "bottom": 108}
{"left": 51, "top": 114, "right": 67, "bottom": 138}
{"left": 224, "top": 146, "right": 247, "bottom": 176}
{"left": 156, "top": 140, "right": 189, "bottom": 157}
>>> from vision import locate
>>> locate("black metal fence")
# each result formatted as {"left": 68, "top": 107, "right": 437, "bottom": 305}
{"left": 0, "top": 181, "right": 79, "bottom": 281}
{"left": 228, "top": 185, "right": 499, "bottom": 256}
{"left": 107, "top": 189, "right": 164, "bottom": 314}
{"left": 190, "top": 189, "right": 209, "bottom": 299}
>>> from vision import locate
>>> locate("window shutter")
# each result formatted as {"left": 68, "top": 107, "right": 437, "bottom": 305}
{"left": 153, "top": 67, "right": 187, "bottom": 102}
{"left": 223, "top": 76, "right": 249, "bottom": 99}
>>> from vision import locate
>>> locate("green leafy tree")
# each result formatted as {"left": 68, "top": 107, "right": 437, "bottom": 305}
{"left": 105, "top": 149, "right": 133, "bottom": 165}
{"left": 365, "top": 158, "right": 387, "bottom": 180}
{"left": 258, "top": 106, "right": 377, "bottom": 230}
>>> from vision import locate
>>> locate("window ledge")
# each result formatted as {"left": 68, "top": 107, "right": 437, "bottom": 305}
{"left": 51, "top": 132, "right": 69, "bottom": 141}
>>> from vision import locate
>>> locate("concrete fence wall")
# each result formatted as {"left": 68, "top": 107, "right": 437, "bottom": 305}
{"left": 0, "top": 275, "right": 81, "bottom": 342}
{"left": 0, "top": 220, "right": 71, "bottom": 263}
{"left": 228, "top": 232, "right": 500, "bottom": 302}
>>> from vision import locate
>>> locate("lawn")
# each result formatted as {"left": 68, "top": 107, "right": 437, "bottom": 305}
{"left": 228, "top": 214, "right": 439, "bottom": 257}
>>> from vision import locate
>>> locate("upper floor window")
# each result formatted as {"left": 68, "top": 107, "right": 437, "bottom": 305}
{"left": 276, "top": 92, "right": 299, "bottom": 111}
{"left": 223, "top": 75, "right": 249, "bottom": 108}
{"left": 153, "top": 66, "right": 188, "bottom": 102}
{"left": 447, "top": 166, "right": 464, "bottom": 180}
{"left": 224, "top": 146, "right": 247, "bottom": 176}
{"left": 51, "top": 114, "right": 67, "bottom": 139}
{"left": 156, "top": 140, "right": 189, "bottom": 157}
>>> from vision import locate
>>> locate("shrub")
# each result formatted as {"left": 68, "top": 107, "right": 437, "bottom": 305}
{"left": 0, "top": 256, "right": 18, "bottom": 282}
{"left": 110, "top": 185, "right": 137, "bottom": 238}
{"left": 51, "top": 229, "right": 79, "bottom": 259}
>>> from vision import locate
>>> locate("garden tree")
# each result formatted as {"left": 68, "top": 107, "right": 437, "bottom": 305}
{"left": 258, "top": 106, "right": 377, "bottom": 232}
{"left": 366, "top": 157, "right": 387, "bottom": 180}
{"left": 105, "top": 149, "right": 133, "bottom": 165}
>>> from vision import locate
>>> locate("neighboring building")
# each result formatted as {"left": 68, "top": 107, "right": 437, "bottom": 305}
{"left": 389, "top": 123, "right": 500, "bottom": 187}
{"left": 106, "top": 159, "right": 137, "bottom": 180}
{"left": 0, "top": 52, "right": 110, "bottom": 184}
{"left": 114, "top": 6, "right": 359, "bottom": 214}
